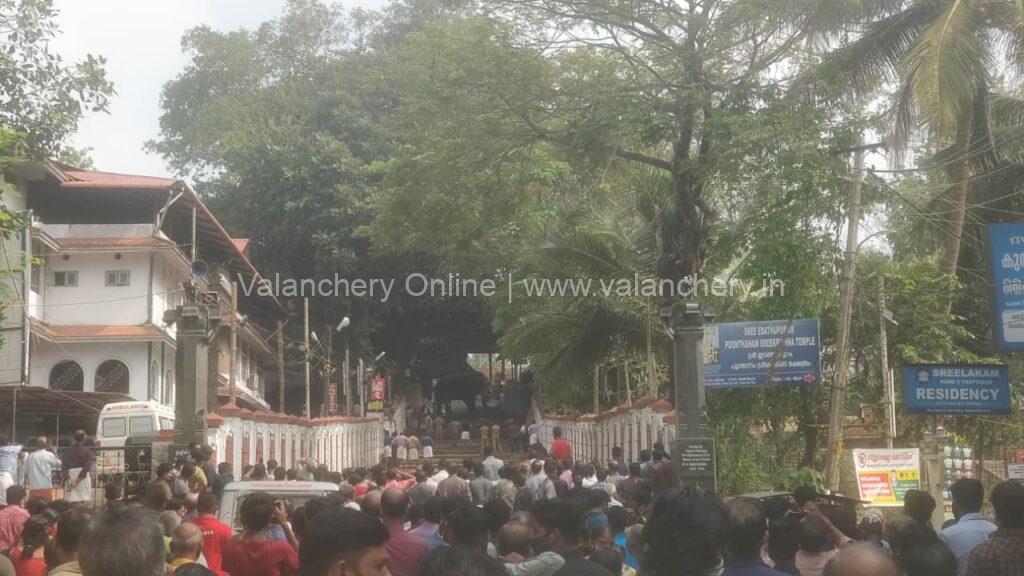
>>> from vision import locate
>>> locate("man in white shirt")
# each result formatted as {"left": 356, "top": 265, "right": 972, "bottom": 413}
{"left": 482, "top": 446, "right": 504, "bottom": 481}
{"left": 0, "top": 437, "right": 22, "bottom": 504}
{"left": 524, "top": 460, "right": 547, "bottom": 494}
{"left": 430, "top": 460, "right": 451, "bottom": 484}
{"left": 939, "top": 478, "right": 997, "bottom": 576}
{"left": 21, "top": 437, "right": 61, "bottom": 490}
{"left": 527, "top": 424, "right": 539, "bottom": 448}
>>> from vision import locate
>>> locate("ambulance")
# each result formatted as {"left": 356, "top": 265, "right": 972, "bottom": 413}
{"left": 94, "top": 400, "right": 176, "bottom": 474}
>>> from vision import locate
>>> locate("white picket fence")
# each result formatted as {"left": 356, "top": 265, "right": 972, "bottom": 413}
{"left": 533, "top": 397, "right": 676, "bottom": 464}
{"left": 209, "top": 405, "right": 386, "bottom": 478}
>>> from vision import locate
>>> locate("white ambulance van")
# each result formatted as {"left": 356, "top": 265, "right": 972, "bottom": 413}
{"left": 94, "top": 400, "right": 176, "bottom": 474}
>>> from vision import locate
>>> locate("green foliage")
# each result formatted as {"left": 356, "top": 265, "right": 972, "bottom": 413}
{"left": 148, "top": 0, "right": 499, "bottom": 385}
{"left": 776, "top": 467, "right": 827, "bottom": 493}
{"left": 0, "top": 0, "right": 112, "bottom": 154}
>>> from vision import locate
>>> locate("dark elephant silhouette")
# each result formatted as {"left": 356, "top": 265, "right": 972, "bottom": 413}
{"left": 434, "top": 370, "right": 487, "bottom": 415}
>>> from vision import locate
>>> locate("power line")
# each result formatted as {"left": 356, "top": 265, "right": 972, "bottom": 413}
{"left": 873, "top": 176, "right": 993, "bottom": 287}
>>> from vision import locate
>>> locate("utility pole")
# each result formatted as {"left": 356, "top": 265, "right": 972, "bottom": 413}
{"left": 277, "top": 320, "right": 285, "bottom": 414}
{"left": 593, "top": 364, "right": 600, "bottom": 414}
{"left": 877, "top": 276, "right": 897, "bottom": 448}
{"left": 357, "top": 358, "right": 365, "bottom": 417}
{"left": 624, "top": 362, "right": 633, "bottom": 404}
{"left": 323, "top": 327, "right": 334, "bottom": 416}
{"left": 304, "top": 297, "right": 311, "bottom": 419}
{"left": 344, "top": 344, "right": 351, "bottom": 416}
{"left": 824, "top": 137, "right": 866, "bottom": 491}
{"left": 229, "top": 281, "right": 237, "bottom": 405}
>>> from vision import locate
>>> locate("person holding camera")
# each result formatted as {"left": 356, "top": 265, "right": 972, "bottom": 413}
{"left": 221, "top": 493, "right": 298, "bottom": 576}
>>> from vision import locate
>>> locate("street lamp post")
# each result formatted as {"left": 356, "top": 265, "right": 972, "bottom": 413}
{"left": 338, "top": 317, "right": 351, "bottom": 415}
{"left": 357, "top": 358, "right": 365, "bottom": 417}
{"left": 357, "top": 351, "right": 387, "bottom": 417}
{"left": 312, "top": 316, "right": 351, "bottom": 416}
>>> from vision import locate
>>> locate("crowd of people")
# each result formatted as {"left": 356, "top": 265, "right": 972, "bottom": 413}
{"left": 0, "top": 426, "right": 1021, "bottom": 576}
{"left": 0, "top": 433, "right": 95, "bottom": 506}
{"left": 385, "top": 405, "right": 539, "bottom": 458}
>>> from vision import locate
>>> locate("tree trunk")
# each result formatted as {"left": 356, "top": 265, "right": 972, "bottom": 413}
{"left": 940, "top": 104, "right": 974, "bottom": 282}
{"left": 646, "top": 302, "right": 659, "bottom": 398}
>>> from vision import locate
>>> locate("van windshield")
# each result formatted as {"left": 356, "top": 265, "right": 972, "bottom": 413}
{"left": 101, "top": 417, "right": 126, "bottom": 437}
{"left": 227, "top": 491, "right": 329, "bottom": 533}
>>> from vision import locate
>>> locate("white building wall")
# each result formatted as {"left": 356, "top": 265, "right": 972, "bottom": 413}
{"left": 30, "top": 340, "right": 152, "bottom": 399}
{"left": 140, "top": 340, "right": 177, "bottom": 405}
{"left": 152, "top": 251, "right": 189, "bottom": 335}
{"left": 43, "top": 252, "right": 151, "bottom": 325}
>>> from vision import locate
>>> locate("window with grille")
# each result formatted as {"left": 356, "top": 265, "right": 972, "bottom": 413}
{"left": 105, "top": 270, "right": 130, "bottom": 286}
{"left": 53, "top": 271, "right": 78, "bottom": 287}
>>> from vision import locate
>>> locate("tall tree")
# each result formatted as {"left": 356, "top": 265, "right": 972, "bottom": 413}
{"left": 459, "top": 0, "right": 858, "bottom": 285}
{"left": 816, "top": 0, "right": 1024, "bottom": 281}
{"left": 149, "top": 0, "right": 499, "bottom": 399}
{"left": 0, "top": 0, "right": 112, "bottom": 155}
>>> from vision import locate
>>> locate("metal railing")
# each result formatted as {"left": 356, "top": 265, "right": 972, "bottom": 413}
{"left": 35, "top": 446, "right": 154, "bottom": 509}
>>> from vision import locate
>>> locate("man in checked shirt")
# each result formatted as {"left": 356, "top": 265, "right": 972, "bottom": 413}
{"left": 966, "top": 480, "right": 1024, "bottom": 576}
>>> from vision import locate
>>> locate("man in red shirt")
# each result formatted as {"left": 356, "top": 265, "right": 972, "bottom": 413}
{"left": 380, "top": 489, "right": 427, "bottom": 576}
{"left": 549, "top": 426, "right": 572, "bottom": 462}
{"left": 222, "top": 492, "right": 299, "bottom": 576}
{"left": 0, "top": 485, "right": 28, "bottom": 550}
{"left": 192, "top": 493, "right": 232, "bottom": 576}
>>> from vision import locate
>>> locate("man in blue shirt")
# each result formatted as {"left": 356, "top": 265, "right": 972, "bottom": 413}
{"left": 723, "top": 498, "right": 789, "bottom": 576}
{"left": 939, "top": 478, "right": 997, "bottom": 576}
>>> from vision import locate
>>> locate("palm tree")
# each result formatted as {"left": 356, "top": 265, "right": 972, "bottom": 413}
{"left": 817, "top": 0, "right": 1024, "bottom": 279}
{"left": 499, "top": 165, "right": 670, "bottom": 408}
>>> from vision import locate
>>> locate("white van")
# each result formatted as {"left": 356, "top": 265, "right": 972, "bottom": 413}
{"left": 96, "top": 400, "right": 176, "bottom": 446}
{"left": 218, "top": 481, "right": 339, "bottom": 534}
{"left": 95, "top": 400, "right": 175, "bottom": 474}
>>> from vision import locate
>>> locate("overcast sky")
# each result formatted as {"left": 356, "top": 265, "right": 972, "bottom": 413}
{"left": 52, "top": 0, "right": 386, "bottom": 178}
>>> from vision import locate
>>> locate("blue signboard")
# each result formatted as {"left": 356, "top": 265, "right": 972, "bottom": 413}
{"left": 904, "top": 364, "right": 1010, "bottom": 415}
{"left": 988, "top": 223, "right": 1024, "bottom": 350}
{"left": 703, "top": 319, "right": 821, "bottom": 389}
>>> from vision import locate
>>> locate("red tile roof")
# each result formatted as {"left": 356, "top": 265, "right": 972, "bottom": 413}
{"left": 59, "top": 169, "right": 178, "bottom": 190}
{"left": 56, "top": 236, "right": 176, "bottom": 251}
{"left": 31, "top": 319, "right": 171, "bottom": 342}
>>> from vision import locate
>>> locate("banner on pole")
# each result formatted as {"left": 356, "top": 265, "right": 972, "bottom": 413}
{"left": 366, "top": 377, "right": 387, "bottom": 413}
{"left": 852, "top": 448, "right": 921, "bottom": 507}
{"left": 369, "top": 377, "right": 386, "bottom": 401}
{"left": 703, "top": 319, "right": 820, "bottom": 389}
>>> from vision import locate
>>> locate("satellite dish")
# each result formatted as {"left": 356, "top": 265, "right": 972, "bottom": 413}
{"left": 191, "top": 259, "right": 209, "bottom": 279}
